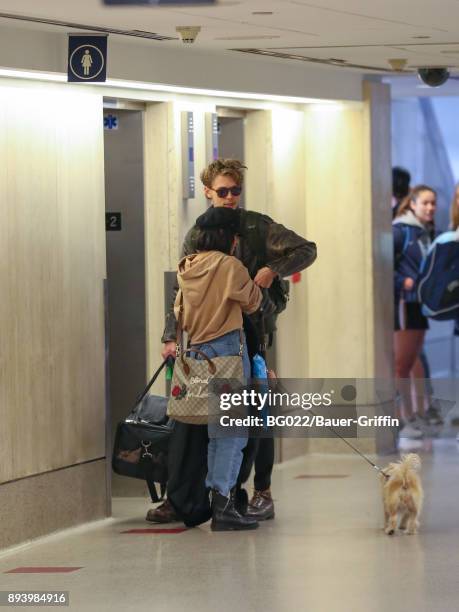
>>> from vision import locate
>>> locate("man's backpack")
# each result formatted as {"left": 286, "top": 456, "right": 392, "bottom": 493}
{"left": 418, "top": 232, "right": 459, "bottom": 321}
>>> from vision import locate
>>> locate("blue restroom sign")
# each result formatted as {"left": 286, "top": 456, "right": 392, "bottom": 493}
{"left": 68, "top": 34, "right": 108, "bottom": 82}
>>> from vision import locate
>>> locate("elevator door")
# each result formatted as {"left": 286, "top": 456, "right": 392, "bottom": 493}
{"left": 218, "top": 116, "right": 246, "bottom": 209}
{"left": 104, "top": 109, "right": 147, "bottom": 497}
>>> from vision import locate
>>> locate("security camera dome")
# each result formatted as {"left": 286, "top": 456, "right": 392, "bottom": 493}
{"left": 417, "top": 67, "right": 450, "bottom": 87}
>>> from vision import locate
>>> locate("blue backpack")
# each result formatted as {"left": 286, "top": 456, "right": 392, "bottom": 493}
{"left": 418, "top": 231, "right": 459, "bottom": 320}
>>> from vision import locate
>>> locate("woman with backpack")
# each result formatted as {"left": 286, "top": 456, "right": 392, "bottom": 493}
{"left": 173, "top": 205, "right": 262, "bottom": 531}
{"left": 393, "top": 185, "right": 436, "bottom": 438}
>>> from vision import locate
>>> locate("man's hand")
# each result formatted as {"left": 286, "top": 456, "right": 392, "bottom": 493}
{"left": 161, "top": 341, "right": 177, "bottom": 360}
{"left": 403, "top": 277, "right": 415, "bottom": 291}
{"left": 254, "top": 266, "right": 277, "bottom": 288}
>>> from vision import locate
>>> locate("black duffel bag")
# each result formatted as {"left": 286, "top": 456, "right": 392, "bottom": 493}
{"left": 112, "top": 358, "right": 175, "bottom": 502}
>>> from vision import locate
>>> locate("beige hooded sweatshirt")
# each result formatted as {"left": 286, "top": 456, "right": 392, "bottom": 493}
{"left": 174, "top": 251, "right": 262, "bottom": 345}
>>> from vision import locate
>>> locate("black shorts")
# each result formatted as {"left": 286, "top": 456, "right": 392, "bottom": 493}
{"left": 394, "top": 301, "right": 429, "bottom": 331}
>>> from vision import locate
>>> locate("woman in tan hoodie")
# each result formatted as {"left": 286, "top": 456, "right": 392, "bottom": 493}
{"left": 174, "top": 206, "right": 262, "bottom": 531}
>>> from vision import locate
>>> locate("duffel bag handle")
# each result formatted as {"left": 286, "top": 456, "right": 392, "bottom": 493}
{"left": 134, "top": 357, "right": 174, "bottom": 407}
{"left": 180, "top": 349, "right": 217, "bottom": 376}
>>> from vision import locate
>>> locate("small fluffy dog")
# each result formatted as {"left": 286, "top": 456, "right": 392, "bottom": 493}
{"left": 380, "top": 453, "right": 423, "bottom": 535}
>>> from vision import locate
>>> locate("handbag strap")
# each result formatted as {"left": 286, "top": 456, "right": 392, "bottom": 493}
{"left": 133, "top": 357, "right": 173, "bottom": 408}
{"left": 176, "top": 290, "right": 184, "bottom": 357}
{"left": 180, "top": 349, "right": 217, "bottom": 375}
{"left": 238, "top": 329, "right": 244, "bottom": 356}
{"left": 144, "top": 462, "right": 167, "bottom": 503}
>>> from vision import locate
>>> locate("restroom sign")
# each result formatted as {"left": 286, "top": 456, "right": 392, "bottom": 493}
{"left": 68, "top": 34, "right": 108, "bottom": 82}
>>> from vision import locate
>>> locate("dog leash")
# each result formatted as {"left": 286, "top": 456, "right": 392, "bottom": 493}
{"left": 307, "top": 408, "right": 389, "bottom": 479}
{"left": 268, "top": 379, "right": 390, "bottom": 478}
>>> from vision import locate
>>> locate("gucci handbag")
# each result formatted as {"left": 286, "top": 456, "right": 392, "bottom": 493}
{"left": 167, "top": 295, "right": 245, "bottom": 424}
{"left": 112, "top": 358, "right": 175, "bottom": 502}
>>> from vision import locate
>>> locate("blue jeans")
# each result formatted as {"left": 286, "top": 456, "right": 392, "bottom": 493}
{"left": 190, "top": 329, "right": 251, "bottom": 497}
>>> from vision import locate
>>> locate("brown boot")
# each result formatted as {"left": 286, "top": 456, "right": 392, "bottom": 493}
{"left": 145, "top": 499, "right": 179, "bottom": 523}
{"left": 245, "top": 489, "right": 275, "bottom": 521}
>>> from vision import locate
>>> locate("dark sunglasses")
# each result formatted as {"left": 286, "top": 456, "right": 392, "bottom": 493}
{"left": 211, "top": 186, "right": 242, "bottom": 198}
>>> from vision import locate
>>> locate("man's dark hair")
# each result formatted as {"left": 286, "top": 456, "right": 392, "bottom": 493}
{"left": 200, "top": 158, "right": 247, "bottom": 188}
{"left": 392, "top": 167, "right": 411, "bottom": 200}
{"left": 195, "top": 227, "right": 235, "bottom": 254}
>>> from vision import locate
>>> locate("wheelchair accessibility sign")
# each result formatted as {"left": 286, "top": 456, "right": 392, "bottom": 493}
{"left": 68, "top": 34, "right": 108, "bottom": 82}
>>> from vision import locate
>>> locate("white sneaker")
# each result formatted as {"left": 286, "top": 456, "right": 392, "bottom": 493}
{"left": 399, "top": 423, "right": 424, "bottom": 439}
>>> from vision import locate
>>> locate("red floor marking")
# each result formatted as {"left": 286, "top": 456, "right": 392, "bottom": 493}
{"left": 295, "top": 474, "right": 349, "bottom": 479}
{"left": 5, "top": 567, "right": 82, "bottom": 574}
{"left": 121, "top": 528, "right": 187, "bottom": 534}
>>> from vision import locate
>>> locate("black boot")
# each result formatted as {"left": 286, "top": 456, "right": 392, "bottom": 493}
{"left": 234, "top": 487, "right": 249, "bottom": 515}
{"left": 211, "top": 488, "right": 259, "bottom": 531}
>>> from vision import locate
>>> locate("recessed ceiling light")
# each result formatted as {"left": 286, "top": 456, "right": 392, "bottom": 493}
{"left": 0, "top": 67, "right": 337, "bottom": 105}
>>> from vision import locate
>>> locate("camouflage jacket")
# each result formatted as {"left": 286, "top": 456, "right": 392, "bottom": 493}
{"left": 161, "top": 208, "right": 317, "bottom": 343}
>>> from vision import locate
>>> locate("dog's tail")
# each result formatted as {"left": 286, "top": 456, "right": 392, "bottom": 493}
{"left": 400, "top": 453, "right": 421, "bottom": 471}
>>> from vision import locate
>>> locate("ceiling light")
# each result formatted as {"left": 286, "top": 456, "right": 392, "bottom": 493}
{"left": 388, "top": 58, "right": 407, "bottom": 71}
{"left": 252, "top": 11, "right": 273, "bottom": 15}
{"left": 176, "top": 26, "right": 201, "bottom": 44}
{"left": 0, "top": 67, "right": 337, "bottom": 105}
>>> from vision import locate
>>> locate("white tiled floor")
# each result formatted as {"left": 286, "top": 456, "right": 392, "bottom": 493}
{"left": 1, "top": 439, "right": 458, "bottom": 612}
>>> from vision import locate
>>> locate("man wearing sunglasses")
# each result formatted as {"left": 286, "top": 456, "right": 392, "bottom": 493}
{"left": 148, "top": 158, "right": 317, "bottom": 525}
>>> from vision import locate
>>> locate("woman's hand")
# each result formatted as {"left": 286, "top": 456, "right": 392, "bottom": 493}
{"left": 161, "top": 341, "right": 176, "bottom": 360}
{"left": 254, "top": 266, "right": 277, "bottom": 288}
{"left": 403, "top": 277, "right": 415, "bottom": 291}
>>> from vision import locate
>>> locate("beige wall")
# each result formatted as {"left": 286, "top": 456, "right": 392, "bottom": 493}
{"left": 304, "top": 102, "right": 371, "bottom": 378}
{"left": 303, "top": 89, "right": 393, "bottom": 454}
{"left": 245, "top": 91, "right": 393, "bottom": 458}
{"left": 0, "top": 80, "right": 107, "bottom": 539}
{"left": 245, "top": 107, "right": 310, "bottom": 379}
{"left": 363, "top": 81, "right": 394, "bottom": 380}
{"left": 304, "top": 90, "right": 392, "bottom": 381}
{"left": 144, "top": 101, "right": 180, "bottom": 391}
{"left": 245, "top": 100, "right": 392, "bottom": 381}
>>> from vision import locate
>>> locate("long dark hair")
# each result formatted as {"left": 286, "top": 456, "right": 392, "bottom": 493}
{"left": 392, "top": 167, "right": 411, "bottom": 201}
{"left": 195, "top": 227, "right": 235, "bottom": 254}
